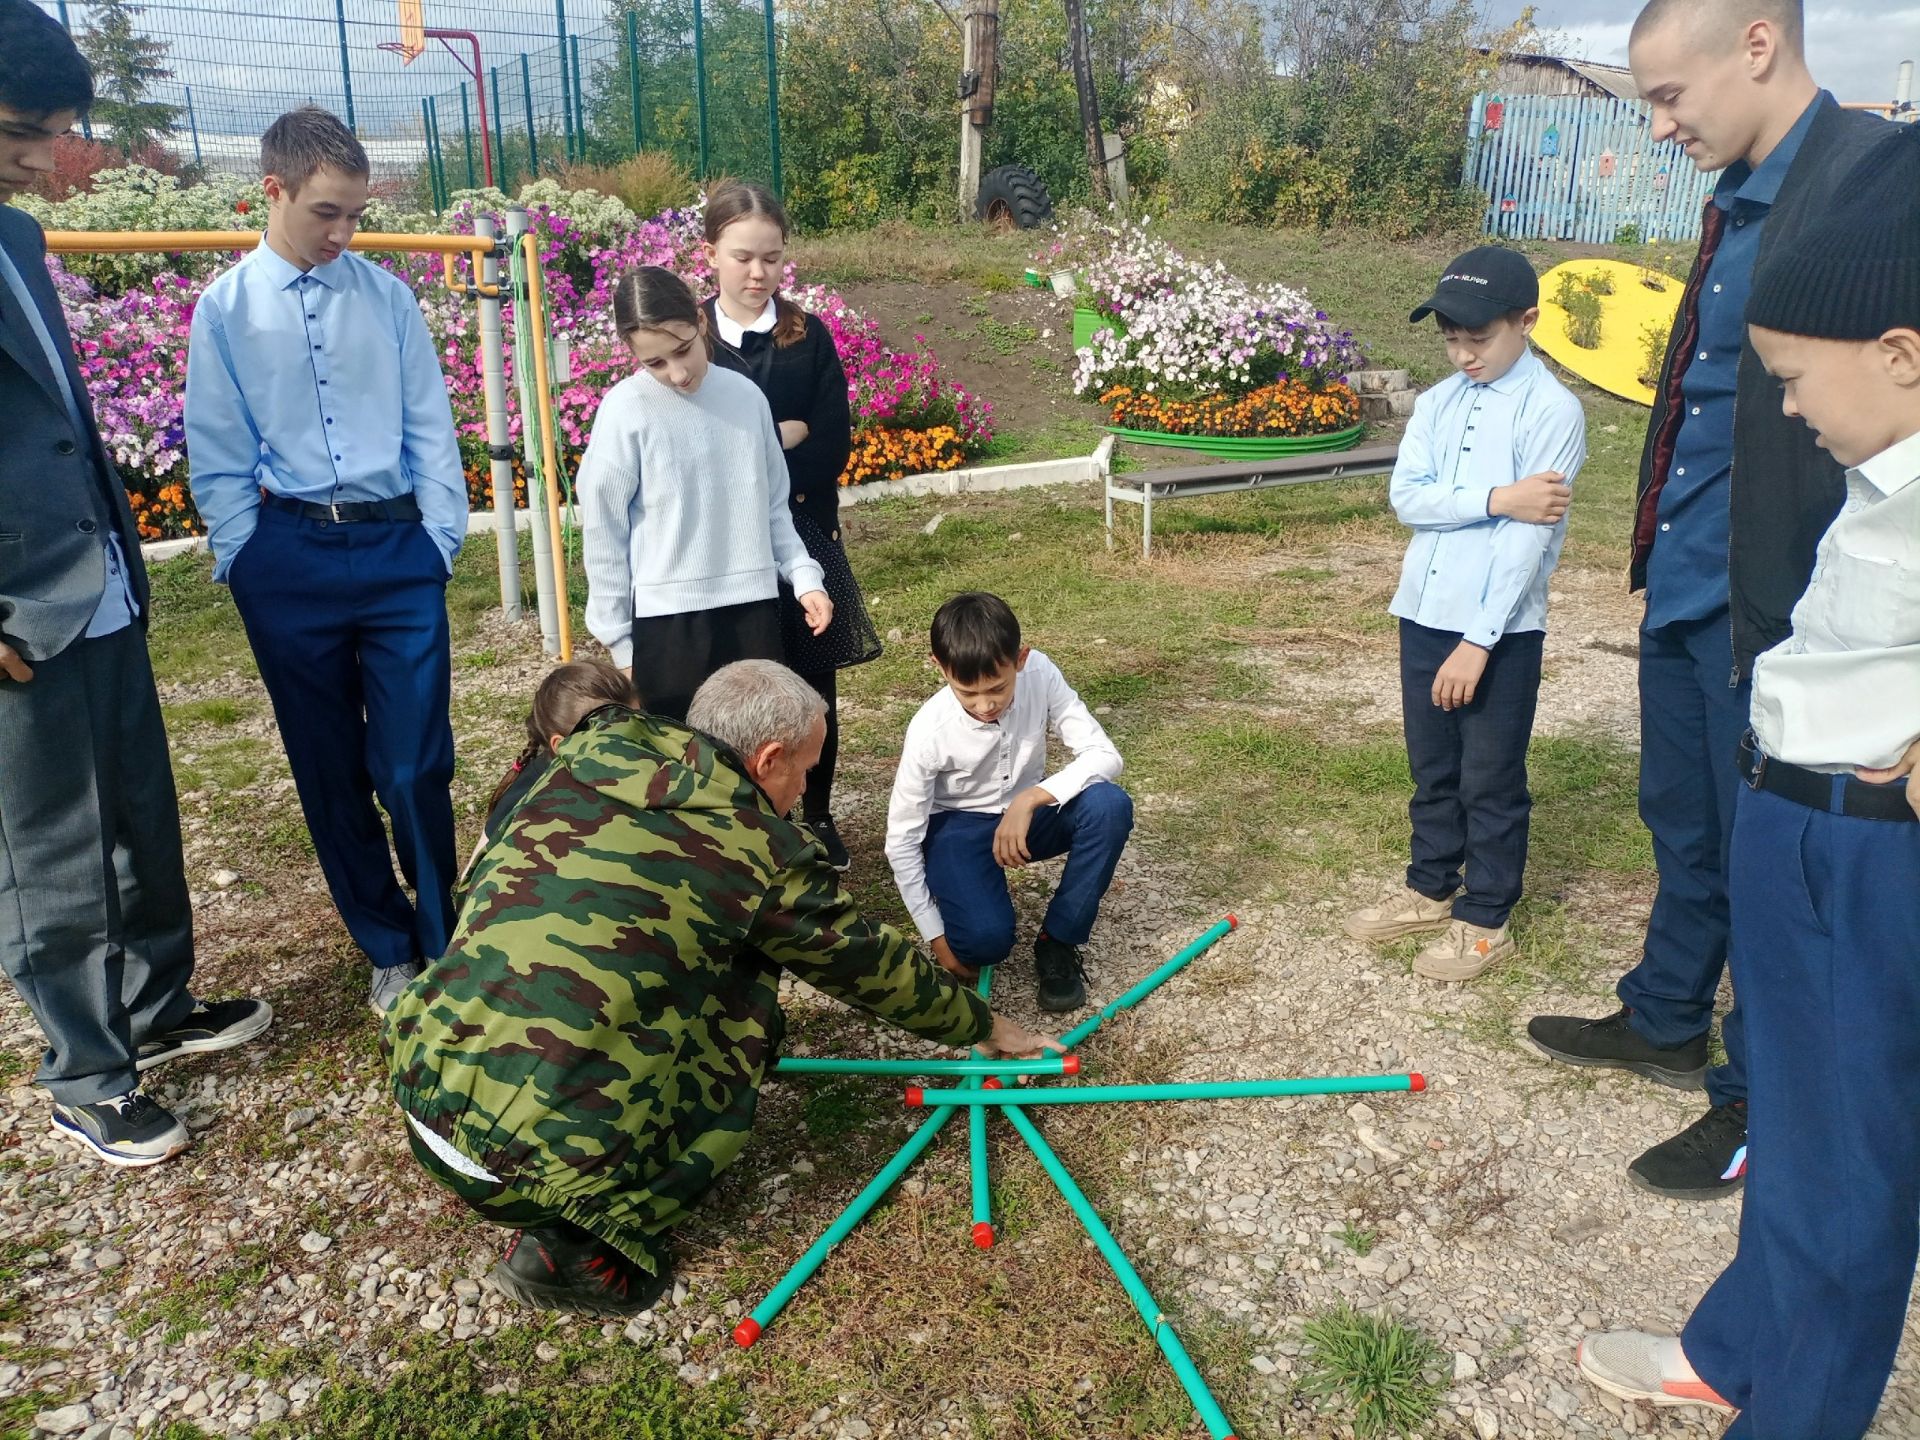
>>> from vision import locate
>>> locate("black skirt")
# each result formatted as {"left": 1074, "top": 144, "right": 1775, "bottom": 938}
{"left": 782, "top": 511, "right": 882, "bottom": 675}
{"left": 630, "top": 597, "right": 784, "bottom": 723}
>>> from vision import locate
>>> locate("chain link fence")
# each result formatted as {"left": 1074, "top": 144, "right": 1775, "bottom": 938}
{"left": 36, "top": 0, "right": 781, "bottom": 203}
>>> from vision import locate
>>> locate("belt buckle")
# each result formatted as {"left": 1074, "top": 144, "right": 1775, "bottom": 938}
{"left": 329, "top": 501, "right": 344, "bottom": 523}
{"left": 1745, "top": 751, "right": 1767, "bottom": 791}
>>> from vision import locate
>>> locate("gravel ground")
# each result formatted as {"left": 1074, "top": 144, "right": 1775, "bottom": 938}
{"left": 2, "top": 570, "right": 1916, "bottom": 1439}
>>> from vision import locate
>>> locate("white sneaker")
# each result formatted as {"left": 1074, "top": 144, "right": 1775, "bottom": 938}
{"left": 369, "top": 962, "right": 424, "bottom": 1016}
{"left": 1342, "top": 886, "right": 1454, "bottom": 943}
{"left": 1412, "top": 919, "right": 1513, "bottom": 982}
{"left": 1577, "top": 1330, "right": 1733, "bottom": 1413}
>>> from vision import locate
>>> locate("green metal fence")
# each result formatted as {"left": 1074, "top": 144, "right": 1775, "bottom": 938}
{"left": 39, "top": 1, "right": 782, "bottom": 206}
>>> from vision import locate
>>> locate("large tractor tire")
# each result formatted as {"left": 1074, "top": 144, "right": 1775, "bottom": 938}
{"left": 976, "top": 164, "right": 1055, "bottom": 230}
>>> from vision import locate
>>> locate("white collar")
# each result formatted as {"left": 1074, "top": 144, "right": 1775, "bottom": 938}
{"left": 714, "top": 298, "right": 776, "bottom": 348}
{"left": 1852, "top": 427, "right": 1920, "bottom": 499}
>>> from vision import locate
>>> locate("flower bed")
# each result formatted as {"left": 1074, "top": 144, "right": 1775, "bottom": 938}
{"left": 1043, "top": 215, "right": 1365, "bottom": 448}
{"left": 35, "top": 171, "right": 994, "bottom": 539}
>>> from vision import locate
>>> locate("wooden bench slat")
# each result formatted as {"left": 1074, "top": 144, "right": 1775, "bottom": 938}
{"left": 1108, "top": 443, "right": 1401, "bottom": 492}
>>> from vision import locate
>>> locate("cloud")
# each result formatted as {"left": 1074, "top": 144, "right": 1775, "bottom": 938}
{"left": 1490, "top": 1, "right": 1920, "bottom": 102}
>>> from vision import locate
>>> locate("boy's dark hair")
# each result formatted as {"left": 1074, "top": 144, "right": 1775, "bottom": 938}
{"left": 930, "top": 592, "right": 1022, "bottom": 683}
{"left": 261, "top": 106, "right": 368, "bottom": 193}
{"left": 0, "top": 0, "right": 94, "bottom": 118}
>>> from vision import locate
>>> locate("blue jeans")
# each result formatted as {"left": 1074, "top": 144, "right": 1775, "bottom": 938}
{"left": 923, "top": 783, "right": 1133, "bottom": 967}
{"left": 1399, "top": 620, "right": 1542, "bottom": 930}
{"left": 1618, "top": 613, "right": 1748, "bottom": 1106}
{"left": 1683, "top": 783, "right": 1920, "bottom": 1439}
{"left": 228, "top": 508, "right": 458, "bottom": 970}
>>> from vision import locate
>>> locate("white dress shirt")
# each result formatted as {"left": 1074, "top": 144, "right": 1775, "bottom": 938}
{"left": 1750, "top": 427, "right": 1920, "bottom": 772}
{"left": 1387, "top": 347, "right": 1588, "bottom": 649}
{"left": 885, "top": 649, "right": 1123, "bottom": 942}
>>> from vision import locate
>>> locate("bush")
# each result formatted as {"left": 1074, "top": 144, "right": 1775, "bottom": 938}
{"left": 1638, "top": 316, "right": 1674, "bottom": 389}
{"left": 16, "top": 164, "right": 265, "bottom": 293}
{"left": 1564, "top": 288, "right": 1603, "bottom": 349}
{"left": 1584, "top": 270, "right": 1615, "bottom": 296}
{"left": 26, "top": 133, "right": 183, "bottom": 202}
{"left": 557, "top": 153, "right": 698, "bottom": 223}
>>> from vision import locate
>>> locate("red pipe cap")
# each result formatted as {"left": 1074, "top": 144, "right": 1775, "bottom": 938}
{"left": 972, "top": 1222, "right": 995, "bottom": 1249}
{"left": 732, "top": 1318, "right": 762, "bottom": 1348}
{"left": 905, "top": 1086, "right": 924, "bottom": 1107}
{"left": 1226, "top": 913, "right": 1239, "bottom": 929}
{"left": 1410, "top": 1073, "right": 1427, "bottom": 1092}
{"left": 1061, "top": 1054, "right": 1082, "bottom": 1076}
{"left": 983, "top": 1077, "right": 1004, "bottom": 1090}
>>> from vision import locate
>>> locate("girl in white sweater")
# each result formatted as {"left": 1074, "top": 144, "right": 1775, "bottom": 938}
{"left": 578, "top": 265, "right": 831, "bottom": 722}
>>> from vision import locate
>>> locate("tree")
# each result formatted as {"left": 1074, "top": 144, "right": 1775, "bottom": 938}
{"left": 78, "top": 0, "right": 180, "bottom": 159}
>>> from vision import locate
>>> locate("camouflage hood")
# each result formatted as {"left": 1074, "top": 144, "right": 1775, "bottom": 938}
{"left": 388, "top": 709, "right": 989, "bottom": 1255}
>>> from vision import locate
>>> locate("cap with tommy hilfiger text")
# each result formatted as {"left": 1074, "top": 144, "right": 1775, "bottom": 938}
{"left": 1410, "top": 246, "right": 1541, "bottom": 330}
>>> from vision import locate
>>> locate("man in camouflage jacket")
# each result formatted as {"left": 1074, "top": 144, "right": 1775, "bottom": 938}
{"left": 389, "top": 660, "right": 1057, "bottom": 1317}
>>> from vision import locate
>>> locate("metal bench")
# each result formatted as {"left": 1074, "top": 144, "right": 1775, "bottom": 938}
{"left": 1103, "top": 444, "right": 1402, "bottom": 557}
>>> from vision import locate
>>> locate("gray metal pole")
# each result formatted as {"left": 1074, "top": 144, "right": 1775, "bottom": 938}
{"left": 475, "top": 215, "right": 523, "bottom": 624}
{"left": 505, "top": 208, "right": 561, "bottom": 653}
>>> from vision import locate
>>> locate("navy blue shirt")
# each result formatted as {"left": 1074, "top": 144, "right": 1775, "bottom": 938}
{"left": 1645, "top": 93, "right": 1825, "bottom": 630}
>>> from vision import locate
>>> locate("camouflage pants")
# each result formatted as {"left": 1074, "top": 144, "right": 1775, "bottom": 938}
{"left": 405, "top": 1127, "right": 672, "bottom": 1275}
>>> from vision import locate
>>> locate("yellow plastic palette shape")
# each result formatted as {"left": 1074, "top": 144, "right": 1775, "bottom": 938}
{"left": 1535, "top": 258, "right": 1684, "bottom": 408}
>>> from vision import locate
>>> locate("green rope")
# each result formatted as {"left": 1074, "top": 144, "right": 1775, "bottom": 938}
{"left": 506, "top": 238, "right": 579, "bottom": 587}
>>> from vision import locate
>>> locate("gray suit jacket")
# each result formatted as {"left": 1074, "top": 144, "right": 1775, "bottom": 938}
{"left": 0, "top": 203, "right": 149, "bottom": 663}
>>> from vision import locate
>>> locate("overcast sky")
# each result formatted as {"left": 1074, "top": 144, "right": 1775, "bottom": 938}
{"left": 1489, "top": 1, "right": 1918, "bottom": 104}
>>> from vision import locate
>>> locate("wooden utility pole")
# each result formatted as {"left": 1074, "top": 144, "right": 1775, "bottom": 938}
{"left": 1061, "top": 0, "right": 1110, "bottom": 202}
{"left": 957, "top": 0, "right": 999, "bottom": 218}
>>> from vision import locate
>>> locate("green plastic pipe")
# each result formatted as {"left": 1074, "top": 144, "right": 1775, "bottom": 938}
{"left": 909, "top": 1075, "right": 1427, "bottom": 1108}
{"left": 1004, "top": 1103, "right": 1237, "bottom": 1439}
{"left": 734, "top": 1105, "right": 958, "bottom": 1347}
{"left": 1060, "top": 916, "right": 1237, "bottom": 1050}
{"left": 968, "top": 968, "right": 993, "bottom": 1248}
{"left": 773, "top": 1055, "right": 1077, "bottom": 1079}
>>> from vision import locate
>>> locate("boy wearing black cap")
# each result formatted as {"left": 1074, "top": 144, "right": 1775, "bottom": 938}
{"left": 1344, "top": 247, "right": 1586, "bottom": 982}
{"left": 1579, "top": 124, "right": 1920, "bottom": 1440}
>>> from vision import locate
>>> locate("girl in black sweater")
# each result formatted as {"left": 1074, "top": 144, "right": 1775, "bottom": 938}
{"left": 701, "top": 180, "right": 880, "bottom": 872}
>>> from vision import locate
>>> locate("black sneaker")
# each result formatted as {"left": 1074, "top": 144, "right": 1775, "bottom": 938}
{"left": 1629, "top": 1102, "right": 1748, "bottom": 1200}
{"left": 488, "top": 1225, "right": 673, "bottom": 1318}
{"left": 805, "top": 814, "right": 851, "bottom": 873}
{"left": 136, "top": 997, "right": 274, "bottom": 1072}
{"left": 51, "top": 1089, "right": 190, "bottom": 1168}
{"left": 1527, "top": 1007, "right": 1708, "bottom": 1090}
{"left": 1033, "top": 936, "right": 1088, "bottom": 1013}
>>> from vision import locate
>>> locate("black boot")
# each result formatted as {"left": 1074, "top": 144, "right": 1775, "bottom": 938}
{"left": 1033, "top": 936, "right": 1088, "bottom": 1013}
{"left": 1526, "top": 1007, "right": 1709, "bottom": 1090}
{"left": 489, "top": 1224, "right": 673, "bottom": 1318}
{"left": 1628, "top": 1102, "right": 1747, "bottom": 1200}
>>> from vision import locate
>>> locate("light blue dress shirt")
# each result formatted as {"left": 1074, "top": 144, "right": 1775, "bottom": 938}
{"left": 1387, "top": 347, "right": 1588, "bottom": 649}
{"left": 185, "top": 239, "right": 467, "bottom": 582}
{"left": 0, "top": 239, "right": 138, "bottom": 637}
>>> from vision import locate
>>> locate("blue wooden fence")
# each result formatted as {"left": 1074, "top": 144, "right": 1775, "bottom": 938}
{"left": 1466, "top": 91, "right": 1718, "bottom": 243}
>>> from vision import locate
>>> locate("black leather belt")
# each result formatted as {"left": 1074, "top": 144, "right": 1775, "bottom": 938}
{"left": 1739, "top": 732, "right": 1915, "bottom": 824}
{"left": 261, "top": 490, "right": 422, "bottom": 524}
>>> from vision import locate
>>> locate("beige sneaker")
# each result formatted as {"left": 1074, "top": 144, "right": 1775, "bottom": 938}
{"left": 1342, "top": 886, "right": 1454, "bottom": 943}
{"left": 1413, "top": 919, "right": 1513, "bottom": 982}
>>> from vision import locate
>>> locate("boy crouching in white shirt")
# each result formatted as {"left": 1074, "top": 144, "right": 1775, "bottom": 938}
{"left": 884, "top": 592, "right": 1132, "bottom": 1013}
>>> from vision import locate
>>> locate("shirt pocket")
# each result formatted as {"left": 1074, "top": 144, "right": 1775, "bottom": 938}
{"left": 1822, "top": 540, "right": 1920, "bottom": 652}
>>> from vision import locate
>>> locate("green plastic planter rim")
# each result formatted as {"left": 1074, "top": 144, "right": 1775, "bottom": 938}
{"left": 1105, "top": 422, "right": 1367, "bottom": 458}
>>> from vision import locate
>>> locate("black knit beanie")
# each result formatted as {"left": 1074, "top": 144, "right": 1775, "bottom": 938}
{"left": 1747, "top": 122, "right": 1920, "bottom": 341}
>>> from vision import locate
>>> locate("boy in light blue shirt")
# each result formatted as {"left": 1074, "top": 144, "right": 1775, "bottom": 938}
{"left": 186, "top": 107, "right": 467, "bottom": 1016}
{"left": 1343, "top": 246, "right": 1587, "bottom": 981}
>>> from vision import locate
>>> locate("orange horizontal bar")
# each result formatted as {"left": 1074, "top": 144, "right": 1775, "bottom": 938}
{"left": 41, "top": 230, "right": 492, "bottom": 256}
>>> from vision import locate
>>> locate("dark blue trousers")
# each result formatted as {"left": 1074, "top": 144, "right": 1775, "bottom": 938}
{"left": 923, "top": 783, "right": 1133, "bottom": 967}
{"left": 1683, "top": 783, "right": 1920, "bottom": 1439}
{"left": 1618, "top": 614, "right": 1748, "bottom": 1106}
{"left": 227, "top": 507, "right": 457, "bottom": 970}
{"left": 1399, "top": 620, "right": 1542, "bottom": 930}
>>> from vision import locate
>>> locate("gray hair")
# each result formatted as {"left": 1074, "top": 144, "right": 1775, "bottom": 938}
{"left": 687, "top": 660, "right": 826, "bottom": 757}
